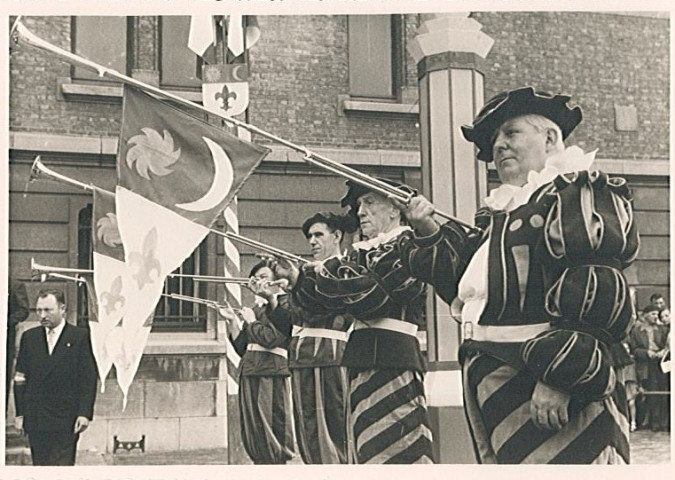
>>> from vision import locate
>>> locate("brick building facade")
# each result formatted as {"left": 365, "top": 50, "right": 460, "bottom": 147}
{"left": 6, "top": 12, "right": 670, "bottom": 457}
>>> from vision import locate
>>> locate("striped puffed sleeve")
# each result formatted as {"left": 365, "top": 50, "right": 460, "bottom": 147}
{"left": 398, "top": 219, "right": 477, "bottom": 306}
{"left": 543, "top": 170, "right": 639, "bottom": 342}
{"left": 521, "top": 329, "right": 616, "bottom": 401}
{"left": 521, "top": 170, "right": 639, "bottom": 399}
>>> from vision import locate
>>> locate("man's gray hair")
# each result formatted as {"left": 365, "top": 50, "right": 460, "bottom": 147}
{"left": 519, "top": 114, "right": 565, "bottom": 150}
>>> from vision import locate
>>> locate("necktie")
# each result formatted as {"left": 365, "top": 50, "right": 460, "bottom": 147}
{"left": 47, "top": 329, "right": 57, "bottom": 355}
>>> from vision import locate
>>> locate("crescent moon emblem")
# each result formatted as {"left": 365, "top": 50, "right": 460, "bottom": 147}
{"left": 175, "top": 137, "right": 234, "bottom": 212}
{"left": 231, "top": 65, "right": 245, "bottom": 82}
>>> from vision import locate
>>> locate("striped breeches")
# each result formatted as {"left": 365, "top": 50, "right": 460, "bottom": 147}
{"left": 239, "top": 375, "right": 295, "bottom": 464}
{"left": 346, "top": 368, "right": 434, "bottom": 464}
{"left": 292, "top": 366, "right": 349, "bottom": 464}
{"left": 462, "top": 353, "right": 630, "bottom": 464}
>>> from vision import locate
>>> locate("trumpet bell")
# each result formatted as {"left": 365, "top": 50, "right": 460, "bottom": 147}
{"left": 29, "top": 155, "right": 44, "bottom": 183}
{"left": 26, "top": 156, "right": 93, "bottom": 191}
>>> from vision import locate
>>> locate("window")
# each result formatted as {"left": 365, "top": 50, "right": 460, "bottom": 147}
{"left": 71, "top": 16, "right": 129, "bottom": 82}
{"left": 76, "top": 204, "right": 93, "bottom": 326}
{"left": 77, "top": 204, "right": 208, "bottom": 332}
{"left": 152, "top": 243, "right": 209, "bottom": 332}
{"left": 348, "top": 15, "right": 403, "bottom": 101}
{"left": 159, "top": 16, "right": 201, "bottom": 89}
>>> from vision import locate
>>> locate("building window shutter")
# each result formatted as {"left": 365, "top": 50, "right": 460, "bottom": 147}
{"left": 160, "top": 16, "right": 201, "bottom": 89}
{"left": 72, "top": 16, "right": 128, "bottom": 82}
{"left": 348, "top": 15, "right": 394, "bottom": 100}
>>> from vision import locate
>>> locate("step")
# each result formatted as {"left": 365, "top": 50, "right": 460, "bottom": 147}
{"left": 4, "top": 445, "right": 32, "bottom": 466}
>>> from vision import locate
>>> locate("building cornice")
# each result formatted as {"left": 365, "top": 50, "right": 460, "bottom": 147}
{"left": 9, "top": 131, "right": 669, "bottom": 176}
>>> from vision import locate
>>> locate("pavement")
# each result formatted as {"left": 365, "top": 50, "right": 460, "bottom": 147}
{"left": 5, "top": 427, "right": 670, "bottom": 465}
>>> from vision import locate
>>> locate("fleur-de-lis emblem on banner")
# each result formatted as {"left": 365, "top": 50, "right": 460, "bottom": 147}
{"left": 128, "top": 228, "right": 162, "bottom": 290}
{"left": 99, "top": 275, "right": 126, "bottom": 315}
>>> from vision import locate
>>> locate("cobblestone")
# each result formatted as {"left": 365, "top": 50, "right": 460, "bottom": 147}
{"left": 7, "top": 429, "right": 669, "bottom": 465}
{"left": 79, "top": 428, "right": 673, "bottom": 465}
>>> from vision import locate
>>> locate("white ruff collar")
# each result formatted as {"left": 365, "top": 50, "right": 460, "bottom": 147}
{"left": 484, "top": 146, "right": 596, "bottom": 212}
{"left": 352, "top": 225, "right": 412, "bottom": 251}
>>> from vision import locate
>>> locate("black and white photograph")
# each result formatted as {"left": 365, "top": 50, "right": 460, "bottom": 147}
{"left": 2, "top": 0, "right": 671, "bottom": 472}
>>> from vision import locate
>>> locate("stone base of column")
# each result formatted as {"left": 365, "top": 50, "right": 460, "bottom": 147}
{"left": 428, "top": 405, "right": 476, "bottom": 463}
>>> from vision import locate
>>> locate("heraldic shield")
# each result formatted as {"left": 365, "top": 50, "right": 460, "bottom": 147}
{"left": 202, "top": 64, "right": 250, "bottom": 117}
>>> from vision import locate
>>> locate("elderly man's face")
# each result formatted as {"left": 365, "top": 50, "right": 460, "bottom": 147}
{"left": 356, "top": 192, "right": 398, "bottom": 239}
{"left": 492, "top": 117, "right": 549, "bottom": 186}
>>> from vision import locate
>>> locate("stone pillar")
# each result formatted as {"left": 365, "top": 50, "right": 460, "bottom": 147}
{"left": 408, "top": 13, "right": 493, "bottom": 464}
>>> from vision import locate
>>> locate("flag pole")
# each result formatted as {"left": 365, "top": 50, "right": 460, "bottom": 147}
{"left": 12, "top": 22, "right": 480, "bottom": 235}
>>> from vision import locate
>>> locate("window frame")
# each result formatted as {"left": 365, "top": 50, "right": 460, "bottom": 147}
{"left": 70, "top": 16, "right": 132, "bottom": 84}
{"left": 347, "top": 14, "right": 404, "bottom": 103}
{"left": 158, "top": 16, "right": 203, "bottom": 90}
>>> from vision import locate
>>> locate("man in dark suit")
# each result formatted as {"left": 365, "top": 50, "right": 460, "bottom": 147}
{"left": 7, "top": 277, "right": 30, "bottom": 406}
{"left": 13, "top": 289, "right": 97, "bottom": 466}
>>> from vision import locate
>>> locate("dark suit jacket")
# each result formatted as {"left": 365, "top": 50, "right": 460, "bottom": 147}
{"left": 7, "top": 279, "right": 29, "bottom": 353}
{"left": 14, "top": 322, "right": 97, "bottom": 433}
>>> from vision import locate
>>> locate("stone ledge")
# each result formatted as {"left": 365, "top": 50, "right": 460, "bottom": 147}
{"left": 268, "top": 144, "right": 421, "bottom": 168}
{"left": 59, "top": 81, "right": 203, "bottom": 103}
{"left": 337, "top": 94, "right": 418, "bottom": 117}
{"left": 144, "top": 338, "right": 228, "bottom": 355}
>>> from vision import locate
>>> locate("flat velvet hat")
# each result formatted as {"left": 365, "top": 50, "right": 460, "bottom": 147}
{"left": 461, "top": 86, "right": 583, "bottom": 162}
{"left": 340, "top": 178, "right": 417, "bottom": 213}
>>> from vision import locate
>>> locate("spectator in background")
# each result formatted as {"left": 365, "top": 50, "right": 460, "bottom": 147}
{"left": 6, "top": 277, "right": 30, "bottom": 408}
{"left": 650, "top": 293, "right": 667, "bottom": 311}
{"left": 657, "top": 307, "right": 670, "bottom": 430}
{"left": 609, "top": 339, "right": 639, "bottom": 432}
{"left": 658, "top": 307, "right": 670, "bottom": 328}
{"left": 629, "top": 304, "right": 669, "bottom": 431}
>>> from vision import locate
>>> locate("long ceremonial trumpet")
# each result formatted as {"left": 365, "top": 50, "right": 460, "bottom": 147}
{"left": 31, "top": 259, "right": 251, "bottom": 284}
{"left": 28, "top": 157, "right": 308, "bottom": 264}
{"left": 162, "top": 293, "right": 243, "bottom": 313}
{"left": 33, "top": 271, "right": 86, "bottom": 284}
{"left": 31, "top": 258, "right": 92, "bottom": 275}
{"left": 13, "top": 22, "right": 481, "bottom": 235}
{"left": 29, "top": 156, "right": 93, "bottom": 191}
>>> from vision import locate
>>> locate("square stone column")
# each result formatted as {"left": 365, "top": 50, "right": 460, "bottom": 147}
{"left": 409, "top": 12, "right": 493, "bottom": 464}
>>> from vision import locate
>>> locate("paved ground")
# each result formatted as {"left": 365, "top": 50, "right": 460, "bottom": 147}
{"left": 7, "top": 428, "right": 670, "bottom": 465}
{"left": 628, "top": 429, "right": 671, "bottom": 464}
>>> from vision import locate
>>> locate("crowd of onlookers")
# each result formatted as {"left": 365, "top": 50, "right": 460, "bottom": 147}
{"left": 613, "top": 293, "right": 671, "bottom": 433}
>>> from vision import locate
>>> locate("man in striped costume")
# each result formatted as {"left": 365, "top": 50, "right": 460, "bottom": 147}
{"left": 226, "top": 262, "right": 295, "bottom": 464}
{"left": 269, "top": 212, "right": 355, "bottom": 463}
{"left": 272, "top": 180, "right": 434, "bottom": 464}
{"left": 396, "top": 87, "right": 638, "bottom": 463}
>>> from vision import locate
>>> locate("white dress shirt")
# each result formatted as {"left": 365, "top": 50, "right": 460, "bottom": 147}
{"left": 45, "top": 320, "right": 66, "bottom": 355}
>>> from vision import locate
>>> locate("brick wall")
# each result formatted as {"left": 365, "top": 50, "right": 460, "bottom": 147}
{"left": 474, "top": 11, "right": 670, "bottom": 160}
{"left": 10, "top": 13, "right": 669, "bottom": 157}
